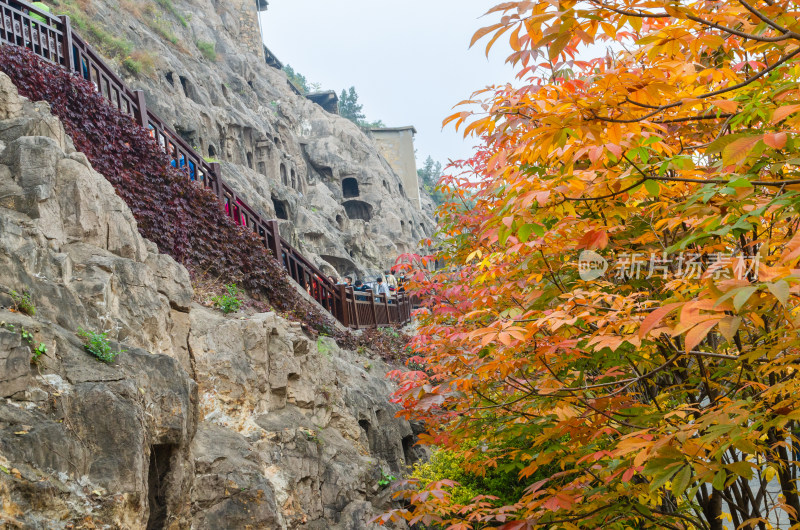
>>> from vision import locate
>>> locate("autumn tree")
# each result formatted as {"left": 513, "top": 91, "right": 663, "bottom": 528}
{"left": 384, "top": 2, "right": 800, "bottom": 529}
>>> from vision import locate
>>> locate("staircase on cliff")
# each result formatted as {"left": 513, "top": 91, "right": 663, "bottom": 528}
{"left": 0, "top": 0, "right": 413, "bottom": 329}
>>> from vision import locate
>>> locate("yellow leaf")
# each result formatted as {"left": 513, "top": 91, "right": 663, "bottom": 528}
{"left": 717, "top": 316, "right": 742, "bottom": 343}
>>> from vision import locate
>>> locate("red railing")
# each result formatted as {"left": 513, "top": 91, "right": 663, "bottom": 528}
{"left": 0, "top": 0, "right": 413, "bottom": 329}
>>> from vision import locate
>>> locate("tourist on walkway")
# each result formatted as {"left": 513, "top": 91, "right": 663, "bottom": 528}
{"left": 354, "top": 280, "right": 368, "bottom": 292}
{"left": 374, "top": 276, "right": 390, "bottom": 298}
{"left": 385, "top": 270, "right": 398, "bottom": 291}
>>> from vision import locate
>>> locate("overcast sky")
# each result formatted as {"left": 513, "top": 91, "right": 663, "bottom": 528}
{"left": 259, "top": 1, "right": 517, "bottom": 170}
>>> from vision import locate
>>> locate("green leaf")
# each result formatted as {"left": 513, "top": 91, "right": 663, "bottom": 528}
{"left": 644, "top": 179, "right": 660, "bottom": 196}
{"left": 671, "top": 465, "right": 692, "bottom": 498}
{"left": 712, "top": 469, "right": 727, "bottom": 491}
{"left": 729, "top": 178, "right": 754, "bottom": 188}
{"left": 517, "top": 224, "right": 533, "bottom": 243}
{"left": 733, "top": 285, "right": 758, "bottom": 311}
{"left": 725, "top": 460, "right": 753, "bottom": 480}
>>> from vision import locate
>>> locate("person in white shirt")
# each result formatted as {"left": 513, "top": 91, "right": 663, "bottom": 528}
{"left": 374, "top": 277, "right": 391, "bottom": 298}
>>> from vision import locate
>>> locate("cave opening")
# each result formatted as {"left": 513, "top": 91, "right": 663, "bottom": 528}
{"left": 343, "top": 200, "right": 373, "bottom": 222}
{"left": 146, "top": 444, "right": 175, "bottom": 530}
{"left": 359, "top": 419, "right": 373, "bottom": 451}
{"left": 280, "top": 164, "right": 288, "bottom": 186}
{"left": 272, "top": 197, "right": 289, "bottom": 220}
{"left": 178, "top": 75, "right": 191, "bottom": 99}
{"left": 342, "top": 177, "right": 359, "bottom": 198}
{"left": 402, "top": 435, "right": 417, "bottom": 465}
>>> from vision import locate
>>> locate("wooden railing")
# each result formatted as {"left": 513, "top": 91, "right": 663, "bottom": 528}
{"left": 0, "top": 0, "right": 413, "bottom": 329}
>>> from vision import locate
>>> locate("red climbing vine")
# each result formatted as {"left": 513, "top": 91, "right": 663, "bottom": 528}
{"left": 0, "top": 45, "right": 369, "bottom": 346}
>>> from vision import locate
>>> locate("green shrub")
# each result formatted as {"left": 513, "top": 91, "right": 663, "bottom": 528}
{"left": 77, "top": 329, "right": 124, "bottom": 363}
{"left": 149, "top": 15, "right": 179, "bottom": 45}
{"left": 122, "top": 57, "right": 141, "bottom": 75}
{"left": 212, "top": 284, "right": 243, "bottom": 314}
{"left": 196, "top": 40, "right": 217, "bottom": 61}
{"left": 9, "top": 290, "right": 35, "bottom": 316}
{"left": 410, "top": 448, "right": 528, "bottom": 506}
{"left": 155, "top": 0, "right": 188, "bottom": 27}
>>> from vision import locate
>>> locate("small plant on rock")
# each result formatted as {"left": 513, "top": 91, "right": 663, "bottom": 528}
{"left": 77, "top": 329, "right": 123, "bottom": 363}
{"left": 2, "top": 321, "right": 46, "bottom": 364}
{"left": 9, "top": 290, "right": 35, "bottom": 316}
{"left": 31, "top": 343, "right": 47, "bottom": 365}
{"left": 378, "top": 470, "right": 396, "bottom": 488}
{"left": 316, "top": 336, "right": 332, "bottom": 359}
{"left": 212, "top": 284, "right": 243, "bottom": 314}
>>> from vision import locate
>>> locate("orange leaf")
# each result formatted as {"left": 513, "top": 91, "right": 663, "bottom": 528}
{"left": 470, "top": 22, "right": 505, "bottom": 48}
{"left": 577, "top": 229, "right": 609, "bottom": 250}
{"left": 781, "top": 231, "right": 800, "bottom": 263}
{"left": 771, "top": 104, "right": 800, "bottom": 124}
{"left": 639, "top": 303, "right": 683, "bottom": 338}
{"left": 763, "top": 132, "right": 788, "bottom": 149}
{"left": 711, "top": 100, "right": 739, "bottom": 113}
{"left": 684, "top": 319, "right": 721, "bottom": 352}
{"left": 721, "top": 135, "right": 762, "bottom": 166}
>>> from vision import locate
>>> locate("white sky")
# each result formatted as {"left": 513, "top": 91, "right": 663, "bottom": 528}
{"left": 259, "top": 1, "right": 518, "bottom": 170}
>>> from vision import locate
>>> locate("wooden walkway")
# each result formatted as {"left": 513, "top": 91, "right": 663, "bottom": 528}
{"left": 0, "top": 0, "right": 413, "bottom": 329}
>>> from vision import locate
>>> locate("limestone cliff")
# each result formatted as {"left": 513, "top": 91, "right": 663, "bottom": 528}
{"left": 0, "top": 75, "right": 417, "bottom": 528}
{"left": 52, "top": 0, "right": 436, "bottom": 279}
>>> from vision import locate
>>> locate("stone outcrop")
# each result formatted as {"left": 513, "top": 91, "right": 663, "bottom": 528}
{"left": 72, "top": 0, "right": 435, "bottom": 279}
{"left": 0, "top": 75, "right": 417, "bottom": 528}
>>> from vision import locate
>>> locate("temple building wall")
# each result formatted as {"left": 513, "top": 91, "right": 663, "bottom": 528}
{"left": 369, "top": 126, "right": 421, "bottom": 210}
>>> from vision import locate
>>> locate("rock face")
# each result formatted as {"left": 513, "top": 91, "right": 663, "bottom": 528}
{"left": 0, "top": 75, "right": 417, "bottom": 528}
{"left": 71, "top": 0, "right": 435, "bottom": 279}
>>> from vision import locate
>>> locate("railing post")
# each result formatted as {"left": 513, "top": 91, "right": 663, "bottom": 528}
{"left": 59, "top": 15, "right": 73, "bottom": 70}
{"left": 337, "top": 285, "right": 350, "bottom": 328}
{"left": 382, "top": 293, "right": 390, "bottom": 325}
{"left": 351, "top": 288, "right": 361, "bottom": 329}
{"left": 210, "top": 162, "right": 222, "bottom": 197}
{"left": 133, "top": 90, "right": 148, "bottom": 128}
{"left": 267, "top": 220, "right": 282, "bottom": 262}
{"left": 369, "top": 290, "right": 378, "bottom": 329}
